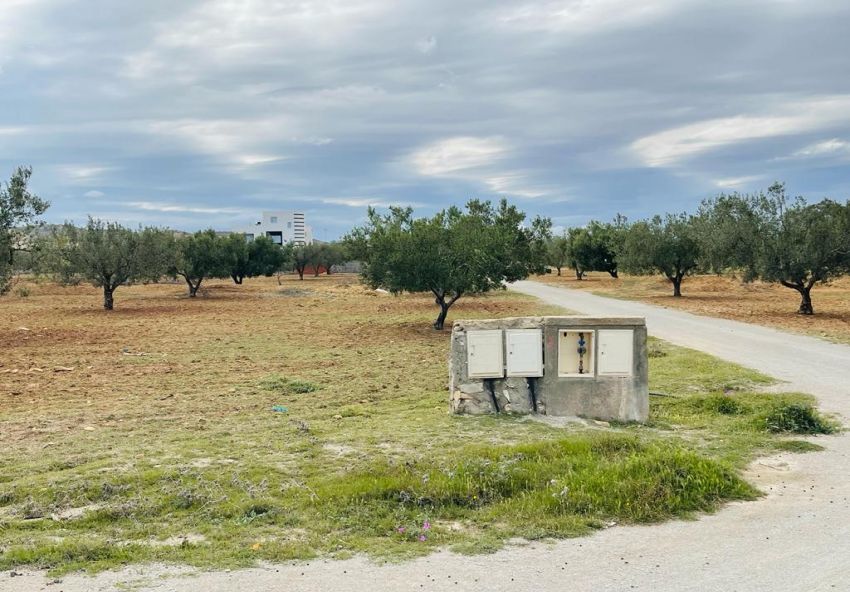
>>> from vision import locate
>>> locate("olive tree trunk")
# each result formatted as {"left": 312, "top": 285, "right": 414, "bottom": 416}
{"left": 667, "top": 271, "right": 684, "bottom": 297}
{"left": 183, "top": 276, "right": 203, "bottom": 297}
{"left": 433, "top": 290, "right": 462, "bottom": 330}
{"left": 103, "top": 285, "right": 114, "bottom": 310}
{"left": 781, "top": 280, "right": 815, "bottom": 315}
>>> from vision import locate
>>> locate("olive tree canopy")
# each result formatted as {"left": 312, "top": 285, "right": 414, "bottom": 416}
{"left": 348, "top": 199, "right": 551, "bottom": 329}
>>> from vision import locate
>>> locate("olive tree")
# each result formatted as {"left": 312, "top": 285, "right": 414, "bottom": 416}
{"left": 699, "top": 183, "right": 850, "bottom": 315}
{"left": 47, "top": 219, "right": 175, "bottom": 309}
{"left": 563, "top": 215, "right": 628, "bottom": 280}
{"left": 173, "top": 229, "right": 227, "bottom": 296}
{"left": 222, "top": 233, "right": 251, "bottom": 284}
{"left": 583, "top": 216, "right": 627, "bottom": 278}
{"left": 349, "top": 199, "right": 551, "bottom": 329}
{"left": 315, "top": 242, "right": 347, "bottom": 275}
{"left": 0, "top": 167, "right": 49, "bottom": 294}
{"left": 291, "top": 243, "right": 322, "bottom": 280}
{"left": 249, "top": 236, "right": 290, "bottom": 278}
{"left": 547, "top": 233, "right": 571, "bottom": 276}
{"left": 619, "top": 213, "right": 701, "bottom": 297}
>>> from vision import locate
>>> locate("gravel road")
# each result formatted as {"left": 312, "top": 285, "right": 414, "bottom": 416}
{"left": 5, "top": 280, "right": 849, "bottom": 592}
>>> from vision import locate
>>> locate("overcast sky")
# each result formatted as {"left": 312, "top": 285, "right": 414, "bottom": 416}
{"left": 2, "top": 0, "right": 849, "bottom": 238}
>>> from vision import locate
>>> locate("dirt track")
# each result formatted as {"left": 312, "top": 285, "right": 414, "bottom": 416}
{"left": 5, "top": 280, "right": 849, "bottom": 592}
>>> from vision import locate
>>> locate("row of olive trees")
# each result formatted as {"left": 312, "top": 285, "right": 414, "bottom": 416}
{"left": 36, "top": 222, "right": 287, "bottom": 309}
{"left": 548, "top": 183, "right": 850, "bottom": 315}
{"left": 346, "top": 199, "right": 551, "bottom": 329}
{"left": 34, "top": 221, "right": 351, "bottom": 309}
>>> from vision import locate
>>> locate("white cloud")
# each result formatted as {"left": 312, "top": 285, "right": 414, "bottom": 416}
{"left": 321, "top": 197, "right": 426, "bottom": 208}
{"left": 235, "top": 154, "right": 287, "bottom": 167}
{"left": 56, "top": 165, "right": 115, "bottom": 184}
{"left": 147, "top": 117, "right": 295, "bottom": 166}
{"left": 493, "top": 0, "right": 683, "bottom": 33}
{"left": 83, "top": 190, "right": 105, "bottom": 198}
{"left": 410, "top": 136, "right": 509, "bottom": 176}
{"left": 631, "top": 96, "right": 850, "bottom": 167}
{"left": 298, "top": 137, "right": 334, "bottom": 146}
{"left": 409, "top": 136, "right": 552, "bottom": 198}
{"left": 713, "top": 175, "right": 764, "bottom": 189}
{"left": 126, "top": 201, "right": 250, "bottom": 215}
{"left": 483, "top": 174, "right": 550, "bottom": 198}
{"left": 0, "top": 0, "right": 50, "bottom": 67}
{"left": 793, "top": 138, "right": 850, "bottom": 158}
{"left": 121, "top": 0, "right": 390, "bottom": 83}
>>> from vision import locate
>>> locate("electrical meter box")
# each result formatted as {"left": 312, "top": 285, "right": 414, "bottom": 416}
{"left": 505, "top": 329, "right": 543, "bottom": 377}
{"left": 449, "top": 316, "right": 648, "bottom": 423}
{"left": 466, "top": 330, "right": 504, "bottom": 378}
{"left": 597, "top": 329, "right": 634, "bottom": 376}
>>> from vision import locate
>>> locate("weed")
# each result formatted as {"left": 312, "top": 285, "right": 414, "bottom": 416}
{"left": 760, "top": 403, "right": 837, "bottom": 435}
{"left": 647, "top": 341, "right": 667, "bottom": 358}
{"left": 699, "top": 394, "right": 750, "bottom": 416}
{"left": 18, "top": 497, "right": 48, "bottom": 520}
{"left": 259, "top": 375, "right": 320, "bottom": 395}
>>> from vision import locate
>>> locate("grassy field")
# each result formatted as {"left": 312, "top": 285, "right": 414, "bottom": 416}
{"left": 535, "top": 272, "right": 850, "bottom": 344}
{"left": 0, "top": 275, "right": 836, "bottom": 574}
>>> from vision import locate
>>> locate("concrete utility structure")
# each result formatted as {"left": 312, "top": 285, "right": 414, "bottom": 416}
{"left": 242, "top": 211, "right": 313, "bottom": 245}
{"left": 449, "top": 316, "right": 648, "bottom": 422}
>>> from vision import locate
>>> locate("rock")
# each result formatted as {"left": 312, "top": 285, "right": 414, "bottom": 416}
{"left": 459, "top": 382, "right": 484, "bottom": 394}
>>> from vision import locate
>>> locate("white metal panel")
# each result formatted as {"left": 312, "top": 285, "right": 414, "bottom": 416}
{"left": 597, "top": 329, "right": 634, "bottom": 376}
{"left": 505, "top": 329, "right": 543, "bottom": 377}
{"left": 466, "top": 330, "right": 504, "bottom": 378}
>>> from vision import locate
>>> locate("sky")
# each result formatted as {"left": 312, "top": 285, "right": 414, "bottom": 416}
{"left": 1, "top": 0, "right": 849, "bottom": 239}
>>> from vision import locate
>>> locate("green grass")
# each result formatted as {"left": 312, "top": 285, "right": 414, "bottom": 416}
{"left": 259, "top": 374, "right": 321, "bottom": 395}
{"left": 772, "top": 440, "right": 825, "bottom": 453}
{"left": 0, "top": 282, "right": 838, "bottom": 575}
{"left": 760, "top": 402, "right": 838, "bottom": 435}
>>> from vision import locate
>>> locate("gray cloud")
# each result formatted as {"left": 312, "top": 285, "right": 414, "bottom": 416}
{"left": 1, "top": 0, "right": 849, "bottom": 236}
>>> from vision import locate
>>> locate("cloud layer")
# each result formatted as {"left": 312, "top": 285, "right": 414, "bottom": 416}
{"left": 1, "top": 0, "right": 849, "bottom": 236}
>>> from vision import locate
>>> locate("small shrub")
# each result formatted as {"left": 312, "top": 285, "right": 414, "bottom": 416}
{"left": 15, "top": 286, "right": 30, "bottom": 298}
{"left": 288, "top": 380, "right": 319, "bottom": 394}
{"left": 701, "top": 394, "right": 749, "bottom": 416}
{"left": 259, "top": 374, "right": 319, "bottom": 395}
{"left": 647, "top": 342, "right": 668, "bottom": 358}
{"left": 761, "top": 403, "right": 836, "bottom": 435}
{"left": 18, "top": 497, "right": 48, "bottom": 520}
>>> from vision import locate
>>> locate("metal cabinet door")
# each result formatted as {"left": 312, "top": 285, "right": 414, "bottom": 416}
{"left": 505, "top": 329, "right": 543, "bottom": 377}
{"left": 466, "top": 330, "right": 504, "bottom": 378}
{"left": 597, "top": 329, "right": 634, "bottom": 376}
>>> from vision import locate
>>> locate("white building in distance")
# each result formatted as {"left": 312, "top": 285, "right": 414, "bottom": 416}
{"left": 242, "top": 211, "right": 313, "bottom": 245}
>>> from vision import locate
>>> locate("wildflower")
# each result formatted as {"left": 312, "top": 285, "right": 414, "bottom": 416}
{"left": 419, "top": 535, "right": 426, "bottom": 542}
{"left": 397, "top": 527, "right": 406, "bottom": 534}
{"left": 422, "top": 520, "right": 431, "bottom": 531}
